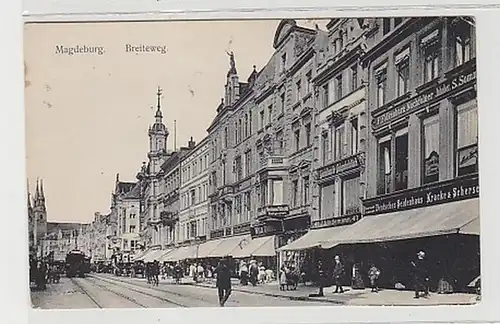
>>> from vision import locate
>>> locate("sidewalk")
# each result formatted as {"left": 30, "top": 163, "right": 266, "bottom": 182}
{"left": 97, "top": 274, "right": 479, "bottom": 306}
{"left": 194, "top": 279, "right": 479, "bottom": 306}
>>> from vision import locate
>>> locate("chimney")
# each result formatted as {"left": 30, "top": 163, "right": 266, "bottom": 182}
{"left": 188, "top": 136, "right": 196, "bottom": 149}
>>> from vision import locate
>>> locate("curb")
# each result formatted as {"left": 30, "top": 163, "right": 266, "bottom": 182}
{"left": 191, "top": 283, "right": 345, "bottom": 305}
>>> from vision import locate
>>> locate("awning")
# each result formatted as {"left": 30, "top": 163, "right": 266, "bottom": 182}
{"left": 320, "top": 198, "right": 479, "bottom": 249}
{"left": 133, "top": 249, "right": 149, "bottom": 260}
{"left": 135, "top": 248, "right": 158, "bottom": 261}
{"left": 232, "top": 236, "right": 276, "bottom": 258}
{"left": 196, "top": 240, "right": 224, "bottom": 258}
{"left": 163, "top": 245, "right": 198, "bottom": 262}
{"left": 278, "top": 225, "right": 352, "bottom": 251}
{"left": 207, "top": 234, "right": 251, "bottom": 258}
{"left": 143, "top": 249, "right": 169, "bottom": 262}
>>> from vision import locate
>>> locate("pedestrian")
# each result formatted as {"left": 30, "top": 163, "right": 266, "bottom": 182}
{"left": 258, "top": 264, "right": 266, "bottom": 284}
{"left": 214, "top": 257, "right": 232, "bottom": 307}
{"left": 153, "top": 260, "right": 160, "bottom": 286}
{"left": 332, "top": 255, "right": 345, "bottom": 293}
{"left": 351, "top": 263, "right": 365, "bottom": 290}
{"left": 279, "top": 264, "right": 288, "bottom": 291}
{"left": 368, "top": 263, "right": 381, "bottom": 292}
{"left": 239, "top": 261, "right": 248, "bottom": 285}
{"left": 317, "top": 260, "right": 326, "bottom": 296}
{"left": 249, "top": 260, "right": 259, "bottom": 286}
{"left": 197, "top": 263, "right": 204, "bottom": 282}
{"left": 174, "top": 261, "right": 183, "bottom": 284}
{"left": 411, "top": 250, "right": 430, "bottom": 299}
{"left": 189, "top": 263, "right": 196, "bottom": 281}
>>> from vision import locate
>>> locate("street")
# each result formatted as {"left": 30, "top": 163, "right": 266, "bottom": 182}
{"left": 30, "top": 274, "right": 334, "bottom": 308}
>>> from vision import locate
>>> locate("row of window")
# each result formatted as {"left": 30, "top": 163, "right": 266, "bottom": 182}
{"left": 319, "top": 175, "right": 361, "bottom": 219}
{"left": 377, "top": 100, "right": 478, "bottom": 194}
{"left": 321, "top": 65, "right": 359, "bottom": 108}
{"left": 181, "top": 153, "right": 210, "bottom": 183}
{"left": 181, "top": 217, "right": 208, "bottom": 241}
{"left": 321, "top": 116, "right": 360, "bottom": 164}
{"left": 180, "top": 182, "right": 209, "bottom": 209}
{"left": 375, "top": 22, "right": 473, "bottom": 108}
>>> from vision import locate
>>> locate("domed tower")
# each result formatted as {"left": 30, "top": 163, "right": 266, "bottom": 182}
{"left": 148, "top": 86, "right": 169, "bottom": 175}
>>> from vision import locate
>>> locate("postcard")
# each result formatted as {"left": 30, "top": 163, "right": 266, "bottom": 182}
{"left": 24, "top": 17, "right": 480, "bottom": 309}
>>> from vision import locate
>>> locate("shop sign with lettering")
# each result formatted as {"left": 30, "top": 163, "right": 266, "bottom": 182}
{"left": 363, "top": 175, "right": 479, "bottom": 215}
{"left": 372, "top": 68, "right": 476, "bottom": 129}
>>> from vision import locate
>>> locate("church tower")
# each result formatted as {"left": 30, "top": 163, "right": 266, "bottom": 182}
{"left": 224, "top": 51, "right": 240, "bottom": 107}
{"left": 148, "top": 86, "right": 169, "bottom": 175}
{"left": 33, "top": 179, "right": 47, "bottom": 245}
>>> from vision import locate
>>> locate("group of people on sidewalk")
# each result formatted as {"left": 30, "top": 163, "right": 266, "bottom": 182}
{"left": 238, "top": 260, "right": 274, "bottom": 286}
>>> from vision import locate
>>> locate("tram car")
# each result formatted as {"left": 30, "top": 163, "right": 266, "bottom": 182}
{"left": 65, "top": 250, "right": 86, "bottom": 278}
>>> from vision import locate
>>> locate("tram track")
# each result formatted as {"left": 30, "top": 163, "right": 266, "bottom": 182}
{"left": 70, "top": 278, "right": 103, "bottom": 308}
{"left": 87, "top": 275, "right": 189, "bottom": 307}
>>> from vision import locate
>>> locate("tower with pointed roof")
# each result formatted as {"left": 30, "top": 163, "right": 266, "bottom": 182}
{"left": 148, "top": 86, "right": 169, "bottom": 175}
{"left": 32, "top": 178, "right": 48, "bottom": 246}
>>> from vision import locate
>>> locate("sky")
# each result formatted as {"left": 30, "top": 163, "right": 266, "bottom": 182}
{"left": 24, "top": 19, "right": 329, "bottom": 224}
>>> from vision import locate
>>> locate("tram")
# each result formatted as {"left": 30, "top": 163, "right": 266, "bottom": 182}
{"left": 65, "top": 250, "right": 86, "bottom": 278}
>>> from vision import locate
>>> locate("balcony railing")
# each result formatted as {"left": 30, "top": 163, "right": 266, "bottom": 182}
{"left": 257, "top": 204, "right": 290, "bottom": 219}
{"left": 259, "top": 156, "right": 289, "bottom": 170}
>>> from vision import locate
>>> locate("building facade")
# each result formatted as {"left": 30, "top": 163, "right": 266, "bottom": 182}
{"left": 359, "top": 16, "right": 478, "bottom": 289}
{"left": 312, "top": 18, "right": 368, "bottom": 229}
{"left": 179, "top": 137, "right": 210, "bottom": 244}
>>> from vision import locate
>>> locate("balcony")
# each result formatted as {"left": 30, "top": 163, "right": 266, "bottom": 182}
{"left": 257, "top": 204, "right": 290, "bottom": 220}
{"left": 258, "top": 156, "right": 289, "bottom": 171}
{"left": 160, "top": 211, "right": 178, "bottom": 226}
{"left": 318, "top": 152, "right": 365, "bottom": 181}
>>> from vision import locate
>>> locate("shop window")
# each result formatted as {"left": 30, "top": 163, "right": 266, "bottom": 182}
{"left": 375, "top": 66, "right": 387, "bottom": 107}
{"left": 351, "top": 117, "right": 359, "bottom": 155}
{"left": 395, "top": 131, "right": 409, "bottom": 191}
{"left": 321, "top": 131, "right": 331, "bottom": 163}
{"left": 455, "top": 20, "right": 472, "bottom": 66}
{"left": 342, "top": 176, "right": 361, "bottom": 215}
{"left": 456, "top": 100, "right": 478, "bottom": 176}
{"left": 395, "top": 48, "right": 410, "bottom": 97}
{"left": 320, "top": 183, "right": 335, "bottom": 219}
{"left": 334, "top": 124, "right": 346, "bottom": 160}
{"left": 422, "top": 30, "right": 440, "bottom": 83}
{"left": 422, "top": 114, "right": 440, "bottom": 184}
{"left": 378, "top": 137, "right": 392, "bottom": 195}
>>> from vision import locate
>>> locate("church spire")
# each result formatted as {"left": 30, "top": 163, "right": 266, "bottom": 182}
{"left": 35, "top": 178, "right": 40, "bottom": 202}
{"left": 40, "top": 179, "right": 45, "bottom": 201}
{"left": 155, "top": 86, "right": 163, "bottom": 120}
{"left": 27, "top": 179, "right": 32, "bottom": 209}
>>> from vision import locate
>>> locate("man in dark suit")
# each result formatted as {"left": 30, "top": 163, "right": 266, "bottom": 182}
{"left": 214, "top": 256, "right": 232, "bottom": 307}
{"left": 332, "top": 255, "right": 345, "bottom": 293}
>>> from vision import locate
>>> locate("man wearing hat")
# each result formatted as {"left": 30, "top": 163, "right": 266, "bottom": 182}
{"left": 214, "top": 256, "right": 232, "bottom": 307}
{"left": 332, "top": 255, "right": 345, "bottom": 293}
{"left": 411, "top": 250, "right": 430, "bottom": 299}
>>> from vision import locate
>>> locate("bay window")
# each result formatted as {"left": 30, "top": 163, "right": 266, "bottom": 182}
{"left": 456, "top": 100, "right": 478, "bottom": 176}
